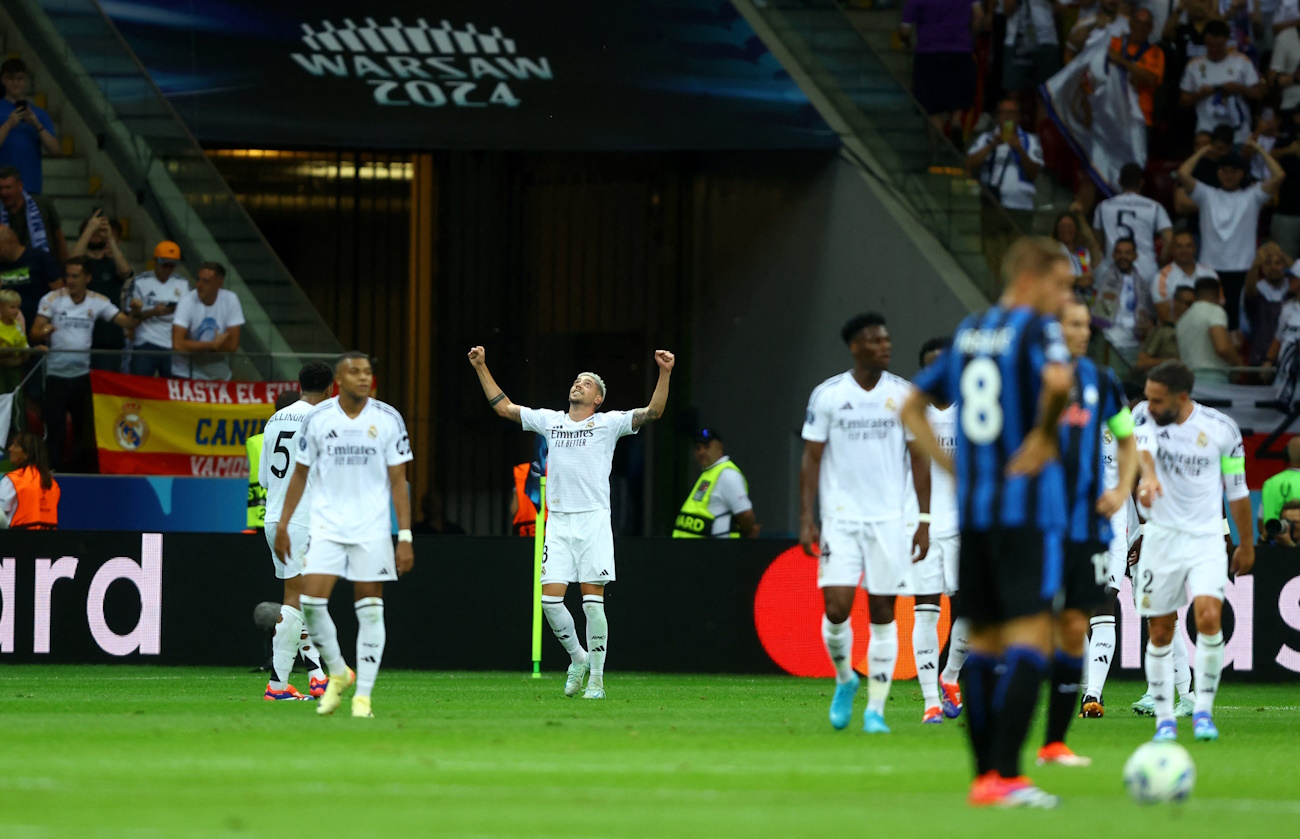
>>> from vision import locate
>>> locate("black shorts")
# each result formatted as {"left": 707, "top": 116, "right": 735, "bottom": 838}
{"left": 957, "top": 527, "right": 1061, "bottom": 625}
{"left": 1060, "top": 541, "right": 1111, "bottom": 614}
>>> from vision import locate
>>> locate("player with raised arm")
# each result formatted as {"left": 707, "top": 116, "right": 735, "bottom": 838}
{"left": 469, "top": 345, "right": 674, "bottom": 699}
{"left": 1132, "top": 360, "right": 1253, "bottom": 742}
{"left": 274, "top": 352, "right": 414, "bottom": 719}
{"left": 1035, "top": 300, "right": 1139, "bottom": 766}
{"left": 260, "top": 361, "right": 335, "bottom": 701}
{"left": 800, "top": 313, "right": 931, "bottom": 734}
{"left": 901, "top": 237, "right": 1075, "bottom": 808}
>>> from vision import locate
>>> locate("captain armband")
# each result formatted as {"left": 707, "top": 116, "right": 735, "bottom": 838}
{"left": 1106, "top": 407, "right": 1135, "bottom": 439}
{"left": 1220, "top": 456, "right": 1245, "bottom": 476}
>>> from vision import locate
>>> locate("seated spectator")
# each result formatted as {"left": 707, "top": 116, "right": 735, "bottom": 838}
{"left": 1176, "top": 141, "right": 1285, "bottom": 329}
{"left": 1094, "top": 163, "right": 1174, "bottom": 281}
{"left": 127, "top": 241, "right": 189, "bottom": 378}
{"left": 1259, "top": 437, "right": 1300, "bottom": 534}
{"left": 71, "top": 210, "right": 133, "bottom": 373}
{"left": 1242, "top": 243, "right": 1294, "bottom": 364}
{"left": 1055, "top": 206, "right": 1103, "bottom": 285}
{"left": 29, "top": 257, "right": 137, "bottom": 471}
{"left": 1089, "top": 237, "right": 1153, "bottom": 365}
{"left": 1108, "top": 9, "right": 1164, "bottom": 128}
{"left": 0, "top": 59, "right": 60, "bottom": 196}
{"left": 1262, "top": 499, "right": 1300, "bottom": 545}
{"left": 898, "top": 0, "right": 981, "bottom": 147}
{"left": 0, "top": 288, "right": 28, "bottom": 431}
{"left": 0, "top": 432, "right": 59, "bottom": 530}
{"left": 1137, "top": 284, "right": 1196, "bottom": 371}
{"left": 1153, "top": 230, "right": 1220, "bottom": 321}
{"left": 0, "top": 224, "right": 61, "bottom": 328}
{"left": 966, "top": 98, "right": 1043, "bottom": 283}
{"left": 0, "top": 166, "right": 63, "bottom": 261}
{"left": 1179, "top": 21, "right": 1264, "bottom": 145}
{"left": 172, "top": 261, "right": 243, "bottom": 382}
{"left": 1177, "top": 276, "right": 1241, "bottom": 382}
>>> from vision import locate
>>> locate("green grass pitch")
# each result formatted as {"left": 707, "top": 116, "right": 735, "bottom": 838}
{"left": 2, "top": 667, "right": 1298, "bottom": 837}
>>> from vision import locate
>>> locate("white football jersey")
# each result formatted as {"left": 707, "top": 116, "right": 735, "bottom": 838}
{"left": 1093, "top": 193, "right": 1172, "bottom": 282}
{"left": 802, "top": 371, "right": 914, "bottom": 523}
{"left": 1102, "top": 424, "right": 1119, "bottom": 491}
{"left": 520, "top": 408, "right": 637, "bottom": 513}
{"left": 296, "top": 397, "right": 412, "bottom": 543}
{"left": 1132, "top": 401, "right": 1247, "bottom": 536}
{"left": 927, "top": 404, "right": 958, "bottom": 538}
{"left": 260, "top": 399, "right": 316, "bottom": 527}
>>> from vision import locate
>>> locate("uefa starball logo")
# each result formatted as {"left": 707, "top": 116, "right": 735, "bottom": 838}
{"left": 291, "top": 17, "right": 554, "bottom": 108}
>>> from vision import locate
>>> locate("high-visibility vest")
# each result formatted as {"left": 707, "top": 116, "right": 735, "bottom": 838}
{"left": 673, "top": 459, "right": 746, "bottom": 539}
{"left": 245, "top": 433, "right": 266, "bottom": 531}
{"left": 7, "top": 465, "right": 59, "bottom": 530}
{"left": 512, "top": 462, "right": 540, "bottom": 537}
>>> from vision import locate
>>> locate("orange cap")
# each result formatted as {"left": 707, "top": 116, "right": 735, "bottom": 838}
{"left": 153, "top": 241, "right": 181, "bottom": 261}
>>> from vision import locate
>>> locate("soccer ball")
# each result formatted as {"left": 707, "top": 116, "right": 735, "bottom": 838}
{"left": 1123, "top": 742, "right": 1196, "bottom": 804}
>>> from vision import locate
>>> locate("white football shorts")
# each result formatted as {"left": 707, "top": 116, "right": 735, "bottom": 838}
{"left": 542, "top": 510, "right": 615, "bottom": 585}
{"left": 913, "top": 532, "right": 959, "bottom": 596}
{"left": 817, "top": 517, "right": 914, "bottom": 594}
{"left": 1134, "top": 522, "right": 1228, "bottom": 617}
{"left": 303, "top": 535, "right": 397, "bottom": 582}
{"left": 265, "top": 520, "right": 310, "bottom": 580}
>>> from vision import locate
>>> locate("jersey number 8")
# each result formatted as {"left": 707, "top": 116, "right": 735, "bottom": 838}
{"left": 960, "top": 358, "right": 1003, "bottom": 444}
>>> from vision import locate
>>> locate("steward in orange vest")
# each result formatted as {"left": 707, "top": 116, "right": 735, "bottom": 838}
{"left": 2, "top": 432, "right": 59, "bottom": 530}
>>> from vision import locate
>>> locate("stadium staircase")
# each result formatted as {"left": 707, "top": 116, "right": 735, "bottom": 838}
{"left": 1, "top": 0, "right": 340, "bottom": 380}
{"left": 733, "top": 0, "right": 1079, "bottom": 303}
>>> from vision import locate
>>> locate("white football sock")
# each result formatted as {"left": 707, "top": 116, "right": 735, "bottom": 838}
{"left": 583, "top": 595, "right": 608, "bottom": 689}
{"left": 1173, "top": 619, "right": 1193, "bottom": 698}
{"left": 1194, "top": 630, "right": 1224, "bottom": 715}
{"left": 1145, "top": 641, "right": 1175, "bottom": 724}
{"left": 913, "top": 605, "right": 941, "bottom": 707}
{"left": 941, "top": 617, "right": 969, "bottom": 684}
{"left": 866, "top": 622, "right": 898, "bottom": 716}
{"left": 353, "top": 597, "right": 385, "bottom": 699}
{"left": 300, "top": 595, "right": 347, "bottom": 675}
{"left": 821, "top": 614, "right": 855, "bottom": 684}
{"left": 299, "top": 627, "right": 326, "bottom": 682}
{"left": 1084, "top": 615, "right": 1116, "bottom": 699}
{"left": 269, "top": 605, "right": 303, "bottom": 691}
{"left": 542, "top": 595, "right": 587, "bottom": 664}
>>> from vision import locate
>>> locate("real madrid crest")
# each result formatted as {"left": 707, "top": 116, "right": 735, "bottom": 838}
{"left": 1103, "top": 428, "right": 1114, "bottom": 445}
{"left": 1197, "top": 432, "right": 1208, "bottom": 447}
{"left": 368, "top": 425, "right": 378, "bottom": 439}
{"left": 885, "top": 398, "right": 897, "bottom": 412}
{"left": 114, "top": 401, "right": 149, "bottom": 450}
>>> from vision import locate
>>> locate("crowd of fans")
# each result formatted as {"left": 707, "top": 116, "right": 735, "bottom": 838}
{"left": 0, "top": 56, "right": 246, "bottom": 473}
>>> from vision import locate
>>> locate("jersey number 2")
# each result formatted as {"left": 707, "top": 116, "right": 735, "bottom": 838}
{"left": 960, "top": 359, "right": 1003, "bottom": 444}
{"left": 270, "top": 430, "right": 295, "bottom": 479}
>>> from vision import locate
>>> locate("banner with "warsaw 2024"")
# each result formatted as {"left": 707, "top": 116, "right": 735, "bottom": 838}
{"left": 90, "top": 372, "right": 297, "bottom": 476}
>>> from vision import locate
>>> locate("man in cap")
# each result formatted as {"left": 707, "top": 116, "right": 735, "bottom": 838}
{"left": 126, "top": 240, "right": 189, "bottom": 377}
{"left": 672, "top": 428, "right": 757, "bottom": 538}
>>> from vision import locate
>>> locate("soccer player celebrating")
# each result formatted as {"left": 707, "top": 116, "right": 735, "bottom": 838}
{"left": 468, "top": 345, "right": 674, "bottom": 699}
{"left": 260, "top": 362, "right": 335, "bottom": 701}
{"left": 1133, "top": 360, "right": 1253, "bottom": 742}
{"left": 1036, "top": 300, "right": 1138, "bottom": 766}
{"left": 800, "top": 313, "right": 930, "bottom": 734}
{"left": 275, "top": 352, "right": 414, "bottom": 718}
{"left": 902, "top": 237, "right": 1075, "bottom": 808}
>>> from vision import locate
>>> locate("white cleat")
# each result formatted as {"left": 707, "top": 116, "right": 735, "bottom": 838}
{"left": 351, "top": 696, "right": 374, "bottom": 718}
{"left": 316, "top": 667, "right": 355, "bottom": 716}
{"left": 582, "top": 686, "right": 606, "bottom": 700}
{"left": 565, "top": 658, "right": 591, "bottom": 697}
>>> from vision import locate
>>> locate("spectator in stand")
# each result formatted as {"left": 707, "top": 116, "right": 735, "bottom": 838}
{"left": 1109, "top": 9, "right": 1164, "bottom": 131}
{"left": 1137, "top": 284, "right": 1196, "bottom": 372}
{"left": 1089, "top": 237, "right": 1153, "bottom": 365}
{"left": 1242, "top": 243, "right": 1295, "bottom": 364}
{"left": 29, "top": 257, "right": 137, "bottom": 471}
{"left": 1271, "top": 111, "right": 1300, "bottom": 255}
{"left": 1261, "top": 258, "right": 1300, "bottom": 371}
{"left": 1218, "top": 0, "right": 1262, "bottom": 58}
{"left": 1054, "top": 206, "right": 1103, "bottom": 285}
{"left": 0, "top": 224, "right": 61, "bottom": 329}
{"left": 0, "top": 288, "right": 29, "bottom": 430}
{"left": 1164, "top": 0, "right": 1218, "bottom": 152}
{"left": 127, "top": 241, "right": 189, "bottom": 378}
{"left": 1152, "top": 230, "right": 1221, "bottom": 321}
{"left": 899, "top": 0, "right": 982, "bottom": 148}
{"left": 71, "top": 210, "right": 133, "bottom": 373}
{"left": 1191, "top": 126, "right": 1238, "bottom": 189}
{"left": 1001, "top": 0, "right": 1061, "bottom": 122}
{"left": 0, "top": 166, "right": 64, "bottom": 261}
{"left": 0, "top": 59, "right": 60, "bottom": 196}
{"left": 1274, "top": 0, "right": 1300, "bottom": 100}
{"left": 1093, "top": 163, "right": 1174, "bottom": 281}
{"left": 1244, "top": 110, "right": 1281, "bottom": 189}
{"left": 1177, "top": 276, "right": 1241, "bottom": 381}
{"left": 965, "top": 98, "right": 1043, "bottom": 282}
{"left": 171, "top": 261, "right": 243, "bottom": 381}
{"left": 1180, "top": 21, "right": 1264, "bottom": 145}
{"left": 1066, "top": 0, "right": 1128, "bottom": 63}
{"left": 1176, "top": 140, "right": 1285, "bottom": 329}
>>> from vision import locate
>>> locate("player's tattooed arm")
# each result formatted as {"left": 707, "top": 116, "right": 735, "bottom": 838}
{"left": 632, "top": 350, "right": 675, "bottom": 430}
{"left": 467, "top": 345, "right": 524, "bottom": 424}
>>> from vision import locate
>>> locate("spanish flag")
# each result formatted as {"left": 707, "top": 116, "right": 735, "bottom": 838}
{"left": 91, "top": 371, "right": 297, "bottom": 476}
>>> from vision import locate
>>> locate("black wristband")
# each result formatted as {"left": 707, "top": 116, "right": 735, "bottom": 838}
{"left": 488, "top": 393, "right": 506, "bottom": 407}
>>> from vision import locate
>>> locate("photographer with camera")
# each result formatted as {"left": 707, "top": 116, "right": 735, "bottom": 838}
{"left": 1263, "top": 500, "right": 1300, "bottom": 546}
{"left": 0, "top": 58, "right": 60, "bottom": 196}
{"left": 1259, "top": 437, "right": 1300, "bottom": 543}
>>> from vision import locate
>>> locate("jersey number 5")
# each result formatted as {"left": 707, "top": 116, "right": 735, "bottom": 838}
{"left": 270, "top": 430, "right": 295, "bottom": 479}
{"left": 960, "top": 358, "right": 1004, "bottom": 444}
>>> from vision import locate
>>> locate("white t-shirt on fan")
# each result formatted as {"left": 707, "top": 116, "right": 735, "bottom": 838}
{"left": 171, "top": 288, "right": 246, "bottom": 381}
{"left": 1180, "top": 53, "right": 1260, "bottom": 143}
{"left": 128, "top": 272, "right": 189, "bottom": 348}
{"left": 1190, "top": 182, "right": 1269, "bottom": 272}
{"left": 520, "top": 407, "right": 638, "bottom": 513}
{"left": 37, "top": 289, "right": 120, "bottom": 379}
{"left": 260, "top": 399, "right": 316, "bottom": 528}
{"left": 1093, "top": 193, "right": 1173, "bottom": 282}
{"left": 1151, "top": 261, "right": 1219, "bottom": 305}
